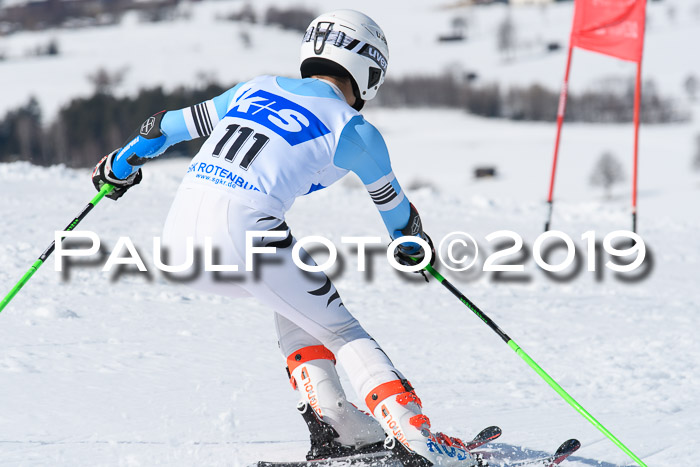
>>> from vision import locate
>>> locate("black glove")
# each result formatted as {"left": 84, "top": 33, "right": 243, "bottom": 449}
{"left": 394, "top": 232, "right": 436, "bottom": 269}
{"left": 92, "top": 148, "right": 143, "bottom": 200}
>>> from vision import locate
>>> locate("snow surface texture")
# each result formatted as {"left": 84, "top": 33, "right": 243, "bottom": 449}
{"left": 1, "top": 0, "right": 700, "bottom": 119}
{"left": 1, "top": 108, "right": 699, "bottom": 466}
{"left": 1, "top": 0, "right": 700, "bottom": 465}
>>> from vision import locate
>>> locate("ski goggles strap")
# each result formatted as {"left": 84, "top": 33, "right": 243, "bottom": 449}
{"left": 303, "top": 24, "right": 388, "bottom": 73}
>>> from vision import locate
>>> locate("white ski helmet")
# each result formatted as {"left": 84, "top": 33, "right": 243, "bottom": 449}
{"left": 300, "top": 9, "right": 389, "bottom": 110}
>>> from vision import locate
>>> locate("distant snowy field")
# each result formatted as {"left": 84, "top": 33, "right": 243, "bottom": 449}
{"left": 1, "top": 107, "right": 699, "bottom": 466}
{"left": 2, "top": 0, "right": 700, "bottom": 465}
{"left": 1, "top": 0, "right": 700, "bottom": 118}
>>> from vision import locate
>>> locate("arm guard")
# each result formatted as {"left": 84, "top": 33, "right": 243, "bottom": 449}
{"left": 110, "top": 111, "right": 168, "bottom": 179}
{"left": 393, "top": 203, "right": 428, "bottom": 255}
{"left": 109, "top": 83, "right": 244, "bottom": 180}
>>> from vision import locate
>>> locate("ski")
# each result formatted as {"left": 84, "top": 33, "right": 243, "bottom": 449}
{"left": 544, "top": 438, "right": 581, "bottom": 466}
{"left": 256, "top": 450, "right": 395, "bottom": 467}
{"left": 503, "top": 439, "right": 581, "bottom": 466}
{"left": 465, "top": 426, "right": 502, "bottom": 451}
{"left": 256, "top": 425, "right": 502, "bottom": 467}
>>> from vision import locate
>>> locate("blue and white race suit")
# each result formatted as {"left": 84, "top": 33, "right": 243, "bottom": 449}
{"left": 111, "top": 75, "right": 419, "bottom": 421}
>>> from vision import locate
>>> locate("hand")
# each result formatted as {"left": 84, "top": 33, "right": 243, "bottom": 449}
{"left": 393, "top": 232, "right": 436, "bottom": 269}
{"left": 92, "top": 148, "right": 143, "bottom": 200}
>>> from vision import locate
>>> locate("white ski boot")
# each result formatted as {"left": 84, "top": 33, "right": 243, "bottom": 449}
{"left": 366, "top": 379, "right": 479, "bottom": 466}
{"left": 287, "top": 346, "right": 387, "bottom": 460}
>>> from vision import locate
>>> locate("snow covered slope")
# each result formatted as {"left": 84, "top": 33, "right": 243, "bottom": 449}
{"left": 1, "top": 0, "right": 699, "bottom": 119}
{"left": 1, "top": 107, "right": 699, "bottom": 465}
{"left": 1, "top": 0, "right": 699, "bottom": 465}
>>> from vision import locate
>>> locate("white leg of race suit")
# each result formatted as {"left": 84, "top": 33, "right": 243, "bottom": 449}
{"left": 161, "top": 186, "right": 398, "bottom": 425}
{"left": 161, "top": 185, "right": 474, "bottom": 465}
{"left": 275, "top": 314, "right": 385, "bottom": 448}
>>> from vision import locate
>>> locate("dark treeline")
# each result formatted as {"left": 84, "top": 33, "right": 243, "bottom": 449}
{"left": 374, "top": 74, "right": 685, "bottom": 124}
{"left": 0, "top": 73, "right": 687, "bottom": 168}
{"left": 0, "top": 83, "right": 227, "bottom": 167}
{"left": 2, "top": 0, "right": 315, "bottom": 36}
{"left": 0, "top": 0, "right": 179, "bottom": 33}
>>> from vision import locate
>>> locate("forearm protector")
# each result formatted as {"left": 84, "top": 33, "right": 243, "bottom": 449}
{"left": 110, "top": 111, "right": 168, "bottom": 179}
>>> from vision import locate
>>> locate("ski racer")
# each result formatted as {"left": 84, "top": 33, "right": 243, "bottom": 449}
{"left": 92, "top": 10, "right": 478, "bottom": 466}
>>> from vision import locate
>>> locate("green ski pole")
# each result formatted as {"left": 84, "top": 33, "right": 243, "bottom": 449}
{"left": 423, "top": 263, "right": 647, "bottom": 467}
{"left": 0, "top": 183, "right": 114, "bottom": 314}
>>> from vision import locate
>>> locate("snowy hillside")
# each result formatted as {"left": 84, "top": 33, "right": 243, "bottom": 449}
{"left": 2, "top": 0, "right": 700, "bottom": 466}
{"left": 1, "top": 0, "right": 700, "bottom": 119}
{"left": 1, "top": 106, "right": 699, "bottom": 465}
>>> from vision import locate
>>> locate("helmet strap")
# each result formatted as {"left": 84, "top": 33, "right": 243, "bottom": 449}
{"left": 350, "top": 79, "right": 365, "bottom": 111}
